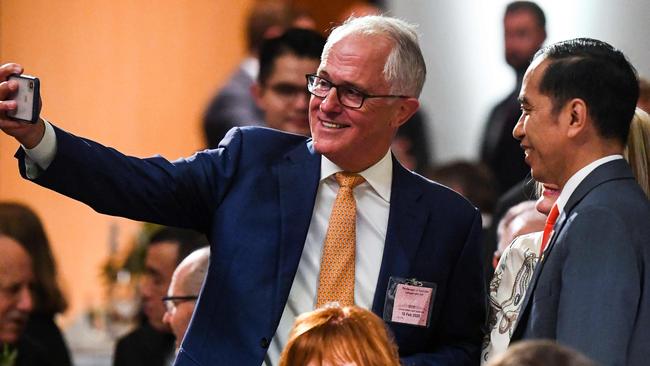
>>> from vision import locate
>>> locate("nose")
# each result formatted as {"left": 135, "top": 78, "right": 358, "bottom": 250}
{"left": 318, "top": 87, "right": 343, "bottom": 113}
{"left": 512, "top": 112, "right": 525, "bottom": 141}
{"left": 16, "top": 286, "right": 33, "bottom": 313}
{"left": 139, "top": 276, "right": 154, "bottom": 298}
{"left": 163, "top": 310, "right": 172, "bottom": 325}
{"left": 295, "top": 91, "right": 310, "bottom": 111}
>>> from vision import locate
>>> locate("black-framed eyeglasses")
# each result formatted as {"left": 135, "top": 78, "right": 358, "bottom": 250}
{"left": 306, "top": 73, "right": 411, "bottom": 109}
{"left": 162, "top": 295, "right": 198, "bottom": 312}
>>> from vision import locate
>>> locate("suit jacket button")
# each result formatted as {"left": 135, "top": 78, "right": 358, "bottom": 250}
{"left": 260, "top": 337, "right": 270, "bottom": 348}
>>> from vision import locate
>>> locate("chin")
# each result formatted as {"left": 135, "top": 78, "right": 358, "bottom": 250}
{"left": 312, "top": 139, "right": 329, "bottom": 153}
{"left": 294, "top": 128, "right": 311, "bottom": 137}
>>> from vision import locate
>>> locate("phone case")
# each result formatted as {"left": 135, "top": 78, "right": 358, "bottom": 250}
{"left": 7, "top": 74, "right": 40, "bottom": 123}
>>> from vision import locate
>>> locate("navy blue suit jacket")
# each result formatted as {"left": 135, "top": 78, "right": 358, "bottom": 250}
{"left": 18, "top": 126, "right": 486, "bottom": 366}
{"left": 512, "top": 159, "right": 650, "bottom": 365}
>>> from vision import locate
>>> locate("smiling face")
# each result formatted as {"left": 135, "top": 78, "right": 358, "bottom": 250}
{"left": 513, "top": 57, "right": 570, "bottom": 186}
{"left": 309, "top": 34, "right": 418, "bottom": 172}
{"left": 0, "top": 236, "right": 34, "bottom": 344}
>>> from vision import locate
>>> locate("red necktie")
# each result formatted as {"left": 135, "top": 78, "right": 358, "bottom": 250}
{"left": 540, "top": 204, "right": 560, "bottom": 255}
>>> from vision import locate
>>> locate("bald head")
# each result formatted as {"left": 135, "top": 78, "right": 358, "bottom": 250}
{"left": 163, "top": 247, "right": 209, "bottom": 349}
{"left": 174, "top": 247, "right": 210, "bottom": 296}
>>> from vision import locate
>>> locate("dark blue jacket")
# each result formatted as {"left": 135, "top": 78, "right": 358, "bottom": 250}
{"left": 18, "top": 126, "right": 486, "bottom": 366}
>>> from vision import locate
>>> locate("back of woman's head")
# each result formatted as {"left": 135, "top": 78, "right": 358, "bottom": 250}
{"left": 279, "top": 305, "right": 400, "bottom": 366}
{"left": 0, "top": 202, "right": 67, "bottom": 314}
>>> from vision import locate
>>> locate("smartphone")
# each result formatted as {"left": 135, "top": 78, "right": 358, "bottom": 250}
{"left": 7, "top": 74, "right": 40, "bottom": 123}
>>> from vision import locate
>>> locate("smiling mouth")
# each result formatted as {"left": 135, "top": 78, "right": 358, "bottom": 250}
{"left": 542, "top": 184, "right": 560, "bottom": 196}
{"left": 321, "top": 120, "right": 349, "bottom": 129}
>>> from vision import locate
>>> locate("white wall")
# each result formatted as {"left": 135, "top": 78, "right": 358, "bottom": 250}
{"left": 386, "top": 0, "right": 650, "bottom": 164}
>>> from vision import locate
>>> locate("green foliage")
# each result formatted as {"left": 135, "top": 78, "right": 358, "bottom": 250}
{"left": 100, "top": 223, "right": 163, "bottom": 286}
{"left": 0, "top": 344, "right": 17, "bottom": 366}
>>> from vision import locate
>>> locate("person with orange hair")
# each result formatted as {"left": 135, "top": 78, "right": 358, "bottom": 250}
{"left": 279, "top": 304, "right": 400, "bottom": 366}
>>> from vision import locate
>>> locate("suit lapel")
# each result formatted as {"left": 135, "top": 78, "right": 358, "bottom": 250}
{"left": 540, "top": 160, "right": 634, "bottom": 268}
{"left": 564, "top": 159, "right": 634, "bottom": 212}
{"left": 273, "top": 141, "right": 321, "bottom": 317}
{"left": 372, "top": 159, "right": 430, "bottom": 314}
{"left": 511, "top": 159, "right": 635, "bottom": 339}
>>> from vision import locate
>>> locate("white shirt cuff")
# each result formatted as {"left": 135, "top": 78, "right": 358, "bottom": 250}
{"left": 22, "top": 119, "right": 57, "bottom": 178}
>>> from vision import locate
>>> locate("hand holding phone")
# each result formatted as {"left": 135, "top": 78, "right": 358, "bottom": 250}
{"left": 6, "top": 74, "right": 40, "bottom": 123}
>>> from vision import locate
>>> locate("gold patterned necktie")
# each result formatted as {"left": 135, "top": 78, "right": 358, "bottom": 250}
{"left": 316, "top": 172, "right": 366, "bottom": 308}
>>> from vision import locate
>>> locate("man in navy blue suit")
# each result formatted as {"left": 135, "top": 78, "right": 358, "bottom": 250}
{"left": 0, "top": 15, "right": 485, "bottom": 366}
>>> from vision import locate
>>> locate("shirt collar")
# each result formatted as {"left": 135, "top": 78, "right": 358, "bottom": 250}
{"left": 555, "top": 154, "right": 624, "bottom": 214}
{"left": 320, "top": 151, "right": 393, "bottom": 203}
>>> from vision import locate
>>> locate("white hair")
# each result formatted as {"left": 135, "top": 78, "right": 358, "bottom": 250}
{"left": 324, "top": 15, "right": 426, "bottom": 97}
{"left": 178, "top": 246, "right": 210, "bottom": 295}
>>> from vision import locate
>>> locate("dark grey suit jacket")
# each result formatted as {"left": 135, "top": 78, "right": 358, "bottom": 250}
{"left": 512, "top": 159, "right": 650, "bottom": 365}
{"left": 203, "top": 64, "right": 264, "bottom": 148}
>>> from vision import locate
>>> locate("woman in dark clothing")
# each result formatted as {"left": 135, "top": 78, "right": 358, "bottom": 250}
{"left": 0, "top": 202, "right": 72, "bottom": 366}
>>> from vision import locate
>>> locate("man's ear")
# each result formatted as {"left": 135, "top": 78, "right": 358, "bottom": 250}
{"left": 565, "top": 98, "right": 588, "bottom": 138}
{"left": 390, "top": 98, "right": 420, "bottom": 128}
{"left": 251, "top": 83, "right": 264, "bottom": 109}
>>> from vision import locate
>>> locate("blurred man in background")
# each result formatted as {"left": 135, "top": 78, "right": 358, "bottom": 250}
{"left": 114, "top": 227, "right": 206, "bottom": 366}
{"left": 203, "top": 0, "right": 312, "bottom": 147}
{"left": 480, "top": 1, "right": 546, "bottom": 194}
{"left": 252, "top": 28, "right": 325, "bottom": 136}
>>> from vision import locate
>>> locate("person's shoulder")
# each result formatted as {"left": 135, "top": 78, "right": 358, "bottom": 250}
{"left": 400, "top": 166, "right": 479, "bottom": 214}
{"left": 487, "top": 88, "right": 520, "bottom": 113}
{"left": 221, "top": 126, "right": 310, "bottom": 152}
{"left": 507, "top": 231, "right": 542, "bottom": 253}
{"left": 16, "top": 335, "right": 56, "bottom": 366}
{"left": 115, "top": 324, "right": 148, "bottom": 349}
{"left": 576, "top": 171, "right": 650, "bottom": 215}
{"left": 114, "top": 323, "right": 174, "bottom": 362}
{"left": 239, "top": 125, "right": 309, "bottom": 141}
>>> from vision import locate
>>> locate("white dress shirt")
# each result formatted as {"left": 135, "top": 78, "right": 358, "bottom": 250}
{"left": 265, "top": 151, "right": 392, "bottom": 365}
{"left": 23, "top": 119, "right": 57, "bottom": 177}
{"left": 555, "top": 155, "right": 624, "bottom": 215}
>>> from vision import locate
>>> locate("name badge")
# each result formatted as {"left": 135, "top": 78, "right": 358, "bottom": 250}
{"left": 383, "top": 277, "right": 436, "bottom": 327}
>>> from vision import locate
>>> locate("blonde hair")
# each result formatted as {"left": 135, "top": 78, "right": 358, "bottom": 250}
{"left": 624, "top": 107, "right": 650, "bottom": 198}
{"left": 279, "top": 305, "right": 400, "bottom": 366}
